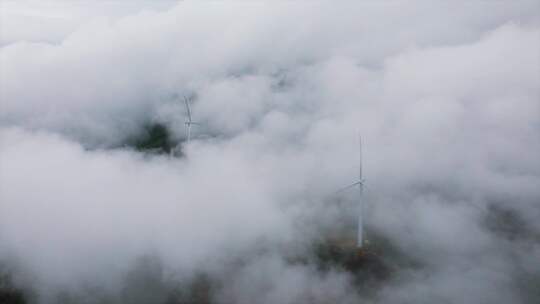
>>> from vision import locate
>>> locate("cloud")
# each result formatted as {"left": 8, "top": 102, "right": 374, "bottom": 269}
{"left": 0, "top": 1, "right": 539, "bottom": 303}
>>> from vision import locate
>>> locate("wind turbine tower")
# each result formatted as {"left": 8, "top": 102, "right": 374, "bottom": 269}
{"left": 338, "top": 135, "right": 366, "bottom": 248}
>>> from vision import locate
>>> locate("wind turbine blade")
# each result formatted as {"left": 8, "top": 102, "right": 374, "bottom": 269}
{"left": 359, "top": 134, "right": 363, "bottom": 181}
{"left": 184, "top": 96, "right": 192, "bottom": 122}
{"left": 335, "top": 181, "right": 361, "bottom": 193}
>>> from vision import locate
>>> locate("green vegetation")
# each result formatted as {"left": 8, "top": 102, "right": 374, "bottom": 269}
{"left": 165, "top": 274, "right": 214, "bottom": 304}
{"left": 130, "top": 123, "right": 175, "bottom": 155}
{"left": 308, "top": 230, "right": 423, "bottom": 296}
{"left": 0, "top": 271, "right": 27, "bottom": 304}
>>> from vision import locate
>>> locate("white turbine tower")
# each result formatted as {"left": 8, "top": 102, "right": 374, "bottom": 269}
{"left": 183, "top": 96, "right": 199, "bottom": 144}
{"left": 338, "top": 135, "right": 366, "bottom": 248}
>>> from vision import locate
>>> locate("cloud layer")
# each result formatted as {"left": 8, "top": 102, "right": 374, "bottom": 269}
{"left": 1, "top": 1, "right": 539, "bottom": 303}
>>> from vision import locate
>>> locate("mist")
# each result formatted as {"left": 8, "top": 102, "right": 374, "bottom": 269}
{"left": 1, "top": 1, "right": 539, "bottom": 304}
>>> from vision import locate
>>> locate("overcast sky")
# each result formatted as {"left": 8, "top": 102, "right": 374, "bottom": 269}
{"left": 1, "top": 1, "right": 539, "bottom": 304}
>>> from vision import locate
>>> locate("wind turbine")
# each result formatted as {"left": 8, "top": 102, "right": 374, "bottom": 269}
{"left": 169, "top": 96, "right": 200, "bottom": 157}
{"left": 337, "top": 135, "right": 366, "bottom": 248}
{"left": 183, "top": 96, "right": 200, "bottom": 144}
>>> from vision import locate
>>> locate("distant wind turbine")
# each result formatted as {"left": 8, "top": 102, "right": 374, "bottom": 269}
{"left": 183, "top": 96, "right": 200, "bottom": 144}
{"left": 337, "top": 135, "right": 366, "bottom": 248}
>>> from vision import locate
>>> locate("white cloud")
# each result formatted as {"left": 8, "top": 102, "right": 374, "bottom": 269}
{"left": 0, "top": 1, "right": 539, "bottom": 303}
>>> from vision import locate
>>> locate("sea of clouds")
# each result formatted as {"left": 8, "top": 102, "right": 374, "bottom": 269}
{"left": 1, "top": 1, "right": 539, "bottom": 303}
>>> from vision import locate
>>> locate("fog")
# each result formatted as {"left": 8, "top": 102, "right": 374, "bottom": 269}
{"left": 1, "top": 1, "right": 539, "bottom": 304}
